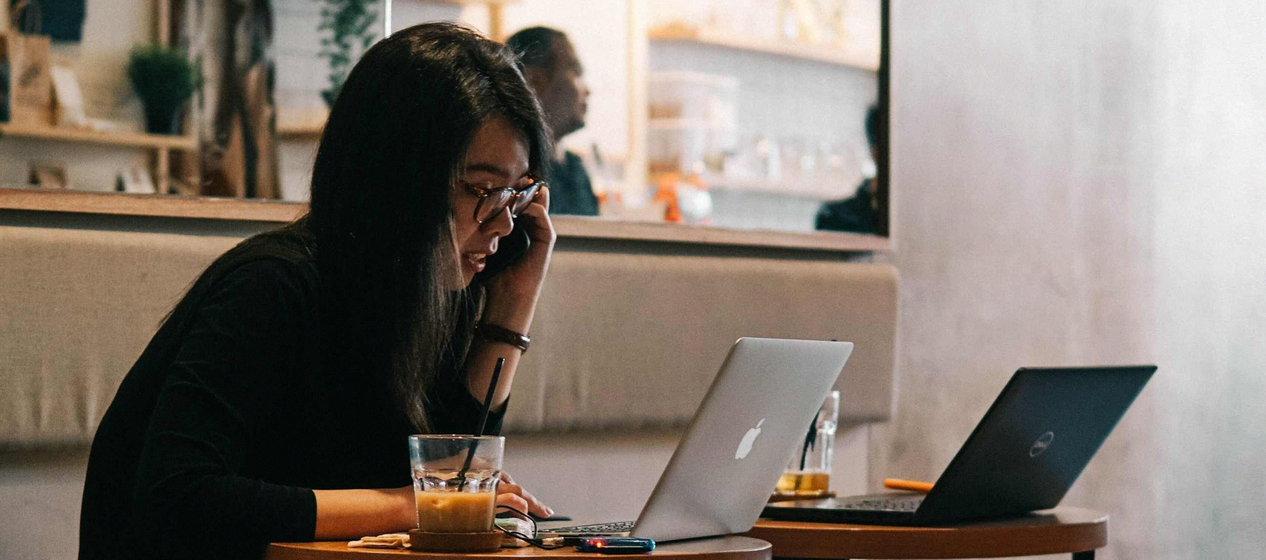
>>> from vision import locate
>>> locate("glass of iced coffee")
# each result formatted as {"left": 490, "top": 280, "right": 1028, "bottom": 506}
{"left": 774, "top": 390, "right": 839, "bottom": 499}
{"left": 408, "top": 435, "right": 504, "bottom": 550}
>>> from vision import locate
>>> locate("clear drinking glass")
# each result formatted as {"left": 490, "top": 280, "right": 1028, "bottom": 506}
{"left": 775, "top": 390, "right": 839, "bottom": 498}
{"left": 408, "top": 435, "right": 504, "bottom": 533}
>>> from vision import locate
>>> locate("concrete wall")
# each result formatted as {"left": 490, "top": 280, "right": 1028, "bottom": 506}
{"left": 882, "top": 1, "right": 1266, "bottom": 558}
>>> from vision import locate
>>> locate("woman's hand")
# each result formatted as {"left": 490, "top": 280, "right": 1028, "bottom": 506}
{"left": 483, "top": 186, "right": 555, "bottom": 333}
{"left": 496, "top": 471, "right": 554, "bottom": 519}
{"left": 466, "top": 187, "right": 552, "bottom": 407}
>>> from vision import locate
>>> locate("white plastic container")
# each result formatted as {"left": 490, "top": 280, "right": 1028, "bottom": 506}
{"left": 648, "top": 118, "right": 739, "bottom": 176}
{"left": 648, "top": 119, "right": 710, "bottom": 175}
{"left": 647, "top": 71, "right": 739, "bottom": 129}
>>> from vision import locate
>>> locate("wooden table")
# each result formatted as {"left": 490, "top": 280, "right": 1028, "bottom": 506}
{"left": 742, "top": 507, "right": 1107, "bottom": 559}
{"left": 266, "top": 535, "right": 771, "bottom": 560}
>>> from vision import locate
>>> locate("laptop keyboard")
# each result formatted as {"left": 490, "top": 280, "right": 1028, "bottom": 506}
{"left": 840, "top": 496, "right": 924, "bottom": 512}
{"left": 545, "top": 520, "right": 634, "bottom": 535}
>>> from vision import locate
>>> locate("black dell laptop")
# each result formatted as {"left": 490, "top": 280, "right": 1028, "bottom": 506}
{"left": 763, "top": 365, "right": 1155, "bottom": 526}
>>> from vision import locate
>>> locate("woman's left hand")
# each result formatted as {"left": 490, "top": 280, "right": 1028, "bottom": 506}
{"left": 496, "top": 471, "right": 554, "bottom": 519}
{"left": 484, "top": 186, "right": 555, "bottom": 332}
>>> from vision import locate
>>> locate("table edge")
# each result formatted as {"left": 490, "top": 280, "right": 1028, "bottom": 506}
{"left": 743, "top": 508, "right": 1108, "bottom": 559}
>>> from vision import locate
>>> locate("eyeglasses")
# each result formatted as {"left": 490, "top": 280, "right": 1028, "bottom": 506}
{"left": 460, "top": 177, "right": 544, "bottom": 224}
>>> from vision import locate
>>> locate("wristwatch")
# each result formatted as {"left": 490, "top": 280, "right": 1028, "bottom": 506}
{"left": 474, "top": 322, "right": 530, "bottom": 353}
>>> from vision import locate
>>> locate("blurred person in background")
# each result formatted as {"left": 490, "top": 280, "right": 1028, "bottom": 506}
{"left": 507, "top": 26, "right": 599, "bottom": 216}
{"left": 815, "top": 104, "right": 881, "bottom": 233}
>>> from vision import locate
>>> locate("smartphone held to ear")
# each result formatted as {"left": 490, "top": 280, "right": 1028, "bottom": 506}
{"left": 475, "top": 226, "right": 530, "bottom": 281}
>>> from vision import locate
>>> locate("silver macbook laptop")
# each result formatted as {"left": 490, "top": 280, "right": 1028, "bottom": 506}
{"left": 543, "top": 337, "right": 854, "bottom": 542}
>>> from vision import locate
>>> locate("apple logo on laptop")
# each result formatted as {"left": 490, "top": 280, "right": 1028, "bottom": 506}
{"left": 735, "top": 419, "right": 765, "bottom": 459}
{"left": 1029, "top": 431, "right": 1055, "bottom": 457}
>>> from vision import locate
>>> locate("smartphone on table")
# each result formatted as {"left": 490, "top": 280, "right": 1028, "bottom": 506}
{"left": 574, "top": 537, "right": 656, "bottom": 554}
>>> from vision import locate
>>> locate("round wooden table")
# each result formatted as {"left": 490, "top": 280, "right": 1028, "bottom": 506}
{"left": 266, "top": 535, "right": 771, "bottom": 560}
{"left": 742, "top": 507, "right": 1107, "bottom": 559}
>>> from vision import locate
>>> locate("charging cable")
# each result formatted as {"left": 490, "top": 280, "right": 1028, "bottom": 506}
{"left": 495, "top": 505, "right": 567, "bottom": 549}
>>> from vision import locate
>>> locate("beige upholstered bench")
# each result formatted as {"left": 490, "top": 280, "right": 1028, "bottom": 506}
{"left": 0, "top": 215, "right": 896, "bottom": 446}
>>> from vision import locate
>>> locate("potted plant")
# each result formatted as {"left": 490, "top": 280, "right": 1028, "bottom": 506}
{"left": 127, "top": 45, "right": 198, "bottom": 135}
{"left": 318, "top": 0, "right": 377, "bottom": 106}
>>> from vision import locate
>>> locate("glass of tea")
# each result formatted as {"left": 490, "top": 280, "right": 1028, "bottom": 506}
{"left": 775, "top": 390, "right": 839, "bottom": 498}
{"left": 408, "top": 435, "right": 503, "bottom": 535}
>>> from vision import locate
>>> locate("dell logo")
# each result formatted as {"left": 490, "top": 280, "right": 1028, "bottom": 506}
{"left": 1029, "top": 431, "right": 1055, "bottom": 457}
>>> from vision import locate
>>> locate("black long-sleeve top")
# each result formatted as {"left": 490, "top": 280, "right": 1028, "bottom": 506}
{"left": 78, "top": 228, "right": 502, "bottom": 560}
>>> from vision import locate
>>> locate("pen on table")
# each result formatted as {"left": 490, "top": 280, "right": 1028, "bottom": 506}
{"left": 883, "top": 478, "right": 934, "bottom": 493}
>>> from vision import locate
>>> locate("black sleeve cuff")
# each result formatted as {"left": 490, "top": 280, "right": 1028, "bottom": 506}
{"left": 427, "top": 376, "right": 508, "bottom": 435}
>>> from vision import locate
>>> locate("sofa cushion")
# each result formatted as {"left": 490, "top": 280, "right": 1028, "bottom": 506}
{"left": 0, "top": 219, "right": 896, "bottom": 445}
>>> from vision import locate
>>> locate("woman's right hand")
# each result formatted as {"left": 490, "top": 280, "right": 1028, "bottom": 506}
{"left": 496, "top": 471, "right": 554, "bottom": 519}
{"left": 483, "top": 186, "right": 555, "bottom": 334}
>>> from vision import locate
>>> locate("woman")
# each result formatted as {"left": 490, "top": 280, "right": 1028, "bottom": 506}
{"left": 79, "top": 23, "right": 555, "bottom": 560}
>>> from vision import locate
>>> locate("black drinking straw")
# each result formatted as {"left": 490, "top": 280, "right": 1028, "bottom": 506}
{"left": 473, "top": 357, "right": 505, "bottom": 438}
{"left": 457, "top": 357, "right": 504, "bottom": 490}
{"left": 798, "top": 410, "right": 822, "bottom": 470}
{"left": 794, "top": 410, "right": 821, "bottom": 493}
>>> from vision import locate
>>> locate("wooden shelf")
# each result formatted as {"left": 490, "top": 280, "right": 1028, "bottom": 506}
{"left": 0, "top": 187, "right": 305, "bottom": 223}
{"left": 648, "top": 26, "right": 879, "bottom": 72}
{"left": 427, "top": 0, "right": 517, "bottom": 4}
{"left": 555, "top": 215, "right": 888, "bottom": 253}
{"left": 0, "top": 123, "right": 197, "bottom": 150}
{"left": 277, "top": 125, "right": 323, "bottom": 141}
{"left": 0, "top": 188, "right": 888, "bottom": 253}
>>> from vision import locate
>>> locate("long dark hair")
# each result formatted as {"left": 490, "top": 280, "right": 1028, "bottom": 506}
{"left": 307, "top": 22, "right": 550, "bottom": 431}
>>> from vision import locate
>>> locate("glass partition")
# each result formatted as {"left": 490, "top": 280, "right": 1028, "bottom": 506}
{"left": 268, "top": 0, "right": 887, "bottom": 240}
